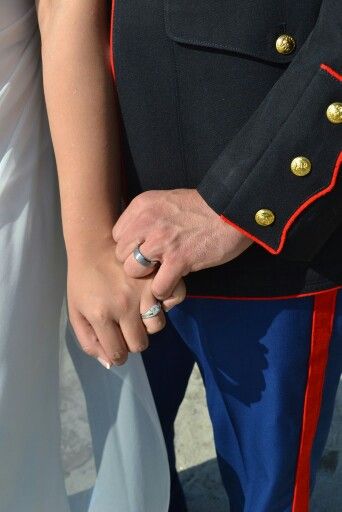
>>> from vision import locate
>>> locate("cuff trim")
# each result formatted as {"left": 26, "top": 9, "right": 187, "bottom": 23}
{"left": 221, "top": 152, "right": 342, "bottom": 255}
{"left": 320, "top": 63, "right": 342, "bottom": 82}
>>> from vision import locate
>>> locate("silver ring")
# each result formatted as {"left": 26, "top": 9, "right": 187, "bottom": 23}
{"left": 133, "top": 245, "right": 158, "bottom": 268}
{"left": 141, "top": 302, "right": 162, "bottom": 319}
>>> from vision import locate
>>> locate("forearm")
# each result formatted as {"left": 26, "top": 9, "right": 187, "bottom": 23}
{"left": 37, "top": 0, "right": 120, "bottom": 259}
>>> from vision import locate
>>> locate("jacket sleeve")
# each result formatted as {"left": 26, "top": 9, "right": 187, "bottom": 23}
{"left": 197, "top": 0, "right": 342, "bottom": 261}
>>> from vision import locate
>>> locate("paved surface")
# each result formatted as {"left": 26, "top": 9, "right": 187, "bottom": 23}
{"left": 61, "top": 346, "right": 342, "bottom": 511}
{"left": 175, "top": 367, "right": 342, "bottom": 512}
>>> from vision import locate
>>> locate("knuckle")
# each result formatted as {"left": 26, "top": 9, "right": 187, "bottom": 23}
{"left": 114, "top": 293, "right": 130, "bottom": 313}
{"left": 155, "top": 223, "right": 169, "bottom": 240}
{"left": 138, "top": 209, "right": 150, "bottom": 223}
{"left": 91, "top": 307, "right": 110, "bottom": 326}
{"left": 132, "top": 194, "right": 145, "bottom": 209}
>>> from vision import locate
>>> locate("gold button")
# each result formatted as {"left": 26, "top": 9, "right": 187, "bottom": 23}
{"left": 275, "top": 34, "right": 296, "bottom": 55}
{"left": 326, "top": 102, "right": 342, "bottom": 124}
{"left": 290, "top": 156, "right": 312, "bottom": 177}
{"left": 255, "top": 209, "right": 275, "bottom": 226}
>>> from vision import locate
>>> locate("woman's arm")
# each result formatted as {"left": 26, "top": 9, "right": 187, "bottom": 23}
{"left": 36, "top": 0, "right": 185, "bottom": 367}
{"left": 36, "top": 0, "right": 120, "bottom": 257}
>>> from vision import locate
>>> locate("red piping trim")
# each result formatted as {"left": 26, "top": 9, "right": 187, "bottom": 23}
{"left": 109, "top": 0, "right": 116, "bottom": 80}
{"left": 320, "top": 63, "right": 342, "bottom": 82}
{"left": 221, "top": 152, "right": 342, "bottom": 255}
{"left": 186, "top": 286, "right": 342, "bottom": 302}
{"left": 292, "top": 289, "right": 337, "bottom": 511}
{"left": 109, "top": 0, "right": 128, "bottom": 205}
{"left": 220, "top": 215, "right": 280, "bottom": 254}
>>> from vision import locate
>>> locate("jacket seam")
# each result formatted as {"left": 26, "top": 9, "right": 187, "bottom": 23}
{"left": 171, "top": 41, "right": 189, "bottom": 186}
{"left": 164, "top": 2, "right": 189, "bottom": 187}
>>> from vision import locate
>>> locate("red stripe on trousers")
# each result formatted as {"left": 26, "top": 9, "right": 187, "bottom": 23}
{"left": 292, "top": 289, "right": 338, "bottom": 511}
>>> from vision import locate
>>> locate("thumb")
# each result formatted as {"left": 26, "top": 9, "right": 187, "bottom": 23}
{"left": 151, "top": 261, "right": 185, "bottom": 301}
{"left": 162, "top": 279, "right": 187, "bottom": 311}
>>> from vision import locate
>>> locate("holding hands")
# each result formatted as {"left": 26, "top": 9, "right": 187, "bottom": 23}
{"left": 67, "top": 189, "right": 251, "bottom": 370}
{"left": 113, "top": 189, "right": 252, "bottom": 302}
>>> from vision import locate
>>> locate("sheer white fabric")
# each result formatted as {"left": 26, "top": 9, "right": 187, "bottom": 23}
{"left": 0, "top": 2, "right": 170, "bottom": 511}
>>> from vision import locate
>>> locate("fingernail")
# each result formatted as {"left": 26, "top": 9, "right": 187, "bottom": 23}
{"left": 113, "top": 359, "right": 125, "bottom": 367}
{"left": 97, "top": 357, "right": 112, "bottom": 370}
{"left": 112, "top": 352, "right": 126, "bottom": 365}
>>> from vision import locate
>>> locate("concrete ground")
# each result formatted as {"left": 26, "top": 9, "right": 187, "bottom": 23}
{"left": 174, "top": 366, "right": 342, "bottom": 512}
{"left": 61, "top": 346, "right": 342, "bottom": 511}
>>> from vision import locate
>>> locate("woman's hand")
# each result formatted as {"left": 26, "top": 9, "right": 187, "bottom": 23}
{"left": 67, "top": 238, "right": 186, "bottom": 369}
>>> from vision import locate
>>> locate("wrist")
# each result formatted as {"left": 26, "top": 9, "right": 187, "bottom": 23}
{"left": 64, "top": 228, "right": 115, "bottom": 264}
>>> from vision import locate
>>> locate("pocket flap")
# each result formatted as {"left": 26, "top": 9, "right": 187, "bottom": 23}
{"left": 165, "top": 0, "right": 321, "bottom": 64}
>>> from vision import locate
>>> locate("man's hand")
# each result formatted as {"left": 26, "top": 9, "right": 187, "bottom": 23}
{"left": 113, "top": 189, "right": 253, "bottom": 300}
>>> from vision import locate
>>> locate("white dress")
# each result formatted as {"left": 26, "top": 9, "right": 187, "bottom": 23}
{"left": 0, "top": 2, "right": 170, "bottom": 511}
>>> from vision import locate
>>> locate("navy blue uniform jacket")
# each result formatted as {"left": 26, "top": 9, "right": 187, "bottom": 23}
{"left": 111, "top": 0, "right": 342, "bottom": 297}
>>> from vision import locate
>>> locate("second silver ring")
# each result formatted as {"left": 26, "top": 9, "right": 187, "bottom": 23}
{"left": 141, "top": 302, "right": 162, "bottom": 319}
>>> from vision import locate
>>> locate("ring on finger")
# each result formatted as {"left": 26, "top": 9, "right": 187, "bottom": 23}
{"left": 133, "top": 244, "right": 159, "bottom": 268}
{"left": 141, "top": 302, "right": 162, "bottom": 320}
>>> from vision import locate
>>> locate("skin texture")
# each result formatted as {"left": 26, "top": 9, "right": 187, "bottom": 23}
{"left": 36, "top": 0, "right": 185, "bottom": 368}
{"left": 113, "top": 189, "right": 253, "bottom": 300}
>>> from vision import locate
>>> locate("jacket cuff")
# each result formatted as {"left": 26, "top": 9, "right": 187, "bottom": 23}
{"left": 198, "top": 64, "right": 342, "bottom": 256}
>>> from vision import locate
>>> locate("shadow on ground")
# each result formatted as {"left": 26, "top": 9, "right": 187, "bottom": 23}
{"left": 179, "top": 448, "right": 342, "bottom": 512}
{"left": 180, "top": 459, "right": 229, "bottom": 512}
{"left": 175, "top": 367, "right": 342, "bottom": 512}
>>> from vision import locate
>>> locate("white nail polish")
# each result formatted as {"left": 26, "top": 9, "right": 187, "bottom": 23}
{"left": 97, "top": 357, "right": 111, "bottom": 370}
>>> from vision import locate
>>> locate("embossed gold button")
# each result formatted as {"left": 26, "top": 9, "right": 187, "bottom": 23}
{"left": 326, "top": 102, "right": 342, "bottom": 124}
{"left": 275, "top": 34, "right": 296, "bottom": 55}
{"left": 290, "top": 156, "right": 312, "bottom": 177}
{"left": 255, "top": 209, "right": 275, "bottom": 226}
